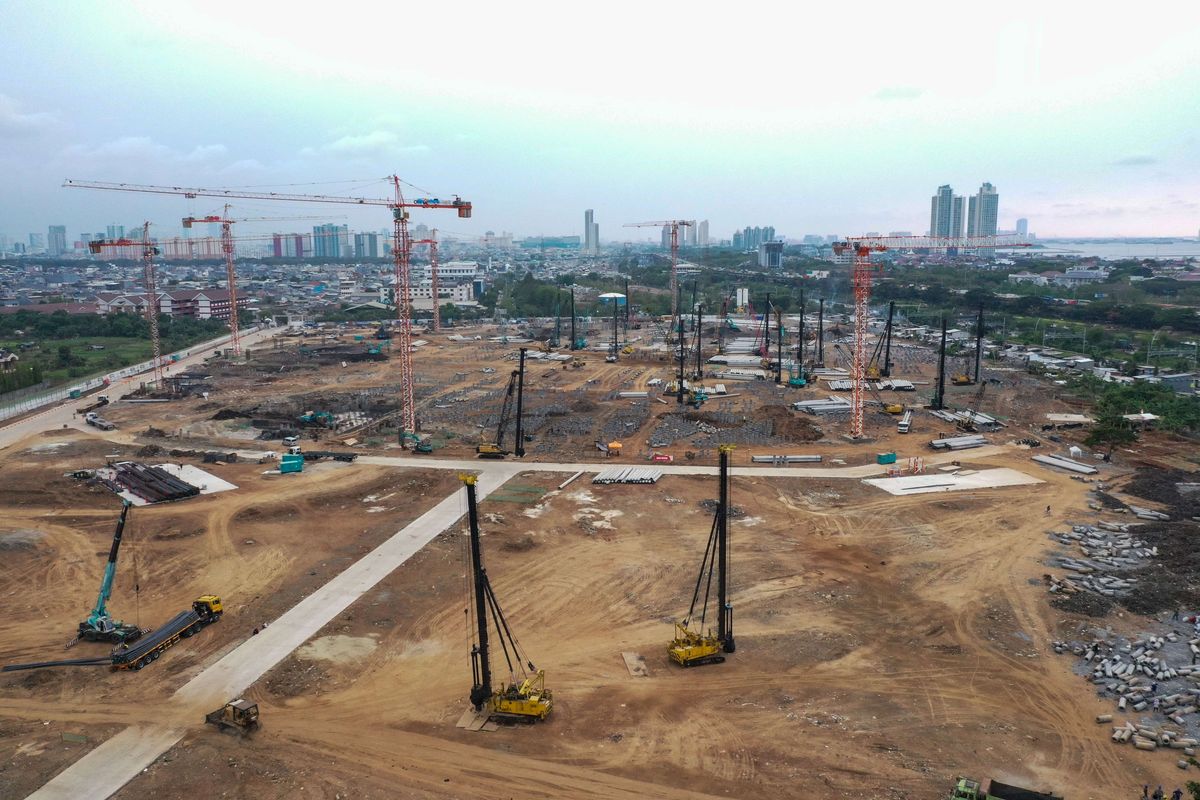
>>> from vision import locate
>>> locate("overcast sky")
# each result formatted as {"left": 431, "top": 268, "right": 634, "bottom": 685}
{"left": 1, "top": 1, "right": 1198, "bottom": 242}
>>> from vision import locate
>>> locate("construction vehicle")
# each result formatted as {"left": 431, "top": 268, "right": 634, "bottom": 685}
{"left": 461, "top": 475, "right": 552, "bottom": 722}
{"left": 956, "top": 380, "right": 989, "bottom": 433}
{"left": 205, "top": 699, "right": 260, "bottom": 734}
{"left": 477, "top": 348, "right": 527, "bottom": 459}
{"left": 569, "top": 358, "right": 585, "bottom": 369}
{"left": 76, "top": 395, "right": 110, "bottom": 414}
{"left": 84, "top": 412, "right": 116, "bottom": 431}
{"left": 951, "top": 372, "right": 973, "bottom": 386}
{"left": 299, "top": 410, "right": 335, "bottom": 427}
{"left": 111, "top": 596, "right": 222, "bottom": 671}
{"left": 948, "top": 776, "right": 1062, "bottom": 800}
{"left": 78, "top": 502, "right": 143, "bottom": 644}
{"left": 414, "top": 438, "right": 434, "bottom": 454}
{"left": 669, "top": 445, "right": 735, "bottom": 667}
{"left": 5, "top": 595, "right": 222, "bottom": 674}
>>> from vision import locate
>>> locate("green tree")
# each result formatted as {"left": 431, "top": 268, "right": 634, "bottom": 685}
{"left": 1084, "top": 413, "right": 1138, "bottom": 461}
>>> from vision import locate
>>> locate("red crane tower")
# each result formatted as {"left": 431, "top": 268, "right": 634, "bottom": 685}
{"left": 623, "top": 220, "right": 693, "bottom": 340}
{"left": 88, "top": 223, "right": 165, "bottom": 386}
{"left": 832, "top": 235, "right": 1029, "bottom": 439}
{"left": 410, "top": 229, "right": 441, "bottom": 332}
{"left": 181, "top": 210, "right": 334, "bottom": 357}
{"left": 65, "top": 178, "right": 472, "bottom": 444}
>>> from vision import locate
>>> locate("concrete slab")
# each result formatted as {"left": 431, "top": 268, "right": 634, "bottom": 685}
{"left": 622, "top": 651, "right": 650, "bottom": 677}
{"left": 864, "top": 467, "right": 1042, "bottom": 496}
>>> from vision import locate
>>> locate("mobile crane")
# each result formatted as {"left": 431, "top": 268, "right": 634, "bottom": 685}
{"left": 78, "top": 502, "right": 143, "bottom": 644}
{"left": 669, "top": 445, "right": 736, "bottom": 667}
{"left": 462, "top": 474, "right": 552, "bottom": 722}
{"left": 476, "top": 347, "right": 526, "bottom": 459}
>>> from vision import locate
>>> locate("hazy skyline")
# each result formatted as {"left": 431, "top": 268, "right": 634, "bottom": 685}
{"left": 2, "top": 1, "right": 1198, "bottom": 241}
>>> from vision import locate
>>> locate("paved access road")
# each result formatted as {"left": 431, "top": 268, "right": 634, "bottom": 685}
{"left": 0, "top": 327, "right": 277, "bottom": 453}
{"left": 28, "top": 463, "right": 519, "bottom": 800}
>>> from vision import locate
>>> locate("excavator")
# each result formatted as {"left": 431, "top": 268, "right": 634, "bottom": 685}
{"left": 461, "top": 474, "right": 552, "bottom": 722}
{"left": 477, "top": 348, "right": 526, "bottom": 459}
{"left": 78, "top": 502, "right": 143, "bottom": 644}
{"left": 669, "top": 445, "right": 736, "bottom": 667}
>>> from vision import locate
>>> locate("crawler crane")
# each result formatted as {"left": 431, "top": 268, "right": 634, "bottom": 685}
{"left": 669, "top": 445, "right": 736, "bottom": 667}
{"left": 462, "top": 474, "right": 552, "bottom": 721}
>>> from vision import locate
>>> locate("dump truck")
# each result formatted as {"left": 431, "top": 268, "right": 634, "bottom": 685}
{"left": 76, "top": 395, "right": 110, "bottom": 414}
{"left": 949, "top": 776, "right": 1063, "bottom": 800}
{"left": 205, "top": 699, "right": 259, "bottom": 734}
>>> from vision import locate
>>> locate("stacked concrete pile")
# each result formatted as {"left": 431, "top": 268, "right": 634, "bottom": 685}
{"left": 1130, "top": 505, "right": 1172, "bottom": 521}
{"left": 1055, "top": 632, "right": 1200, "bottom": 763}
{"left": 1047, "top": 523, "right": 1153, "bottom": 597}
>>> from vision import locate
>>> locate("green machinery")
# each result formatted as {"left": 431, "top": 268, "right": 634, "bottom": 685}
{"left": 949, "top": 776, "right": 1062, "bottom": 800}
{"left": 299, "top": 410, "right": 335, "bottom": 427}
{"left": 78, "top": 502, "right": 143, "bottom": 644}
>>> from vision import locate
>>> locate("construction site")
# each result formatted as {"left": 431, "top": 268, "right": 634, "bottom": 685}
{"left": 1, "top": 187, "right": 1198, "bottom": 800}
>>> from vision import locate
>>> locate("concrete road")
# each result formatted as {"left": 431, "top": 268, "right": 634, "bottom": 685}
{"left": 28, "top": 463, "right": 517, "bottom": 800}
{"left": 356, "top": 445, "right": 1009, "bottom": 479}
{"left": 0, "top": 326, "right": 277, "bottom": 453}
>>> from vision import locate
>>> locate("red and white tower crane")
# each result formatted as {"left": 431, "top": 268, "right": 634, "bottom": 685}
{"left": 65, "top": 178, "right": 472, "bottom": 444}
{"left": 88, "top": 223, "right": 164, "bottom": 386}
{"left": 624, "top": 219, "right": 693, "bottom": 340}
{"left": 832, "top": 235, "right": 1029, "bottom": 439}
{"left": 181, "top": 209, "right": 334, "bottom": 357}
{"left": 410, "top": 229, "right": 440, "bottom": 332}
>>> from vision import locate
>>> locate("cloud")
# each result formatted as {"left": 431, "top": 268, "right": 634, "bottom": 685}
{"left": 873, "top": 86, "right": 924, "bottom": 101}
{"left": 301, "top": 130, "right": 430, "bottom": 159}
{"left": 0, "top": 94, "right": 56, "bottom": 137}
{"left": 61, "top": 137, "right": 227, "bottom": 163}
{"left": 1112, "top": 154, "right": 1156, "bottom": 166}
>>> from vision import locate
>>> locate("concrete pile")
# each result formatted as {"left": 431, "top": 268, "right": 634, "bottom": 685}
{"left": 1047, "top": 523, "right": 1153, "bottom": 598}
{"left": 1055, "top": 630, "right": 1200, "bottom": 762}
{"left": 1130, "top": 505, "right": 1172, "bottom": 521}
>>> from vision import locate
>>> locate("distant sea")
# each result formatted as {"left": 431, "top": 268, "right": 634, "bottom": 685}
{"left": 1030, "top": 239, "right": 1200, "bottom": 260}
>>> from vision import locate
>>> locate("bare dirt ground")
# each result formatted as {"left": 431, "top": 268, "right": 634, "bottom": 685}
{"left": 3, "top": 327, "right": 1192, "bottom": 799}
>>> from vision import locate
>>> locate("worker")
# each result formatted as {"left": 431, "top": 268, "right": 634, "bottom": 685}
{"left": 1172, "top": 789, "right": 1183, "bottom": 800}
{"left": 1153, "top": 786, "right": 1164, "bottom": 800}
{"left": 1045, "top": 505, "right": 1051, "bottom": 515}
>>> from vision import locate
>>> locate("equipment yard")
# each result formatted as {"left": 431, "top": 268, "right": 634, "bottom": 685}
{"left": 1, "top": 327, "right": 1197, "bottom": 799}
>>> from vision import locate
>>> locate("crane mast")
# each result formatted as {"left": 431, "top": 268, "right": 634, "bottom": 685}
{"left": 65, "top": 176, "right": 472, "bottom": 445}
{"left": 832, "top": 235, "right": 1027, "bottom": 439}
{"left": 624, "top": 220, "right": 692, "bottom": 342}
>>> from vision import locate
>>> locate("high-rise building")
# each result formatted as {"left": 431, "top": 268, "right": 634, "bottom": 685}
{"left": 661, "top": 225, "right": 671, "bottom": 249}
{"left": 698, "top": 220, "right": 709, "bottom": 246}
{"left": 929, "top": 185, "right": 965, "bottom": 238}
{"left": 313, "top": 224, "right": 349, "bottom": 259}
{"left": 686, "top": 220, "right": 697, "bottom": 246}
{"left": 583, "top": 210, "right": 599, "bottom": 254}
{"left": 967, "top": 182, "right": 999, "bottom": 238}
{"left": 732, "top": 230, "right": 744, "bottom": 250}
{"left": 28, "top": 233, "right": 45, "bottom": 253}
{"left": 758, "top": 241, "right": 784, "bottom": 269}
{"left": 1016, "top": 218, "right": 1029, "bottom": 237}
{"left": 354, "top": 232, "right": 380, "bottom": 259}
{"left": 106, "top": 224, "right": 125, "bottom": 240}
{"left": 47, "top": 225, "right": 67, "bottom": 257}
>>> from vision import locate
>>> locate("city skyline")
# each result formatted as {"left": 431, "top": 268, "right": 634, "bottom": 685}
{"left": 0, "top": 4, "right": 1197, "bottom": 239}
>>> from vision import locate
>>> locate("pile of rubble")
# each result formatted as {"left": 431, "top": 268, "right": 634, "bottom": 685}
{"left": 1047, "top": 522, "right": 1154, "bottom": 598}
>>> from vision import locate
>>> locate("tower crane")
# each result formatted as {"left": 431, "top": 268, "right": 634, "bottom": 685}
{"left": 831, "top": 235, "right": 1028, "bottom": 439}
{"left": 623, "top": 220, "right": 693, "bottom": 341}
{"left": 64, "top": 178, "right": 472, "bottom": 445}
{"left": 410, "top": 229, "right": 441, "bottom": 332}
{"left": 88, "top": 223, "right": 164, "bottom": 386}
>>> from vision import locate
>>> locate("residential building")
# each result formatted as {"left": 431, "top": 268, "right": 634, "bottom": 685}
{"left": 272, "top": 233, "right": 308, "bottom": 258}
{"left": 1007, "top": 272, "right": 1048, "bottom": 286}
{"left": 758, "top": 240, "right": 784, "bottom": 269}
{"left": 686, "top": 220, "right": 697, "bottom": 246}
{"left": 1055, "top": 267, "right": 1112, "bottom": 286}
{"left": 47, "top": 225, "right": 67, "bottom": 257}
{"left": 1016, "top": 218, "right": 1029, "bottom": 237}
{"left": 105, "top": 225, "right": 125, "bottom": 240}
{"left": 732, "top": 230, "right": 744, "bottom": 250}
{"left": 93, "top": 289, "right": 250, "bottom": 320}
{"left": 697, "top": 220, "right": 709, "bottom": 246}
{"left": 929, "top": 185, "right": 964, "bottom": 239}
{"left": 354, "top": 232, "right": 380, "bottom": 259}
{"left": 28, "top": 233, "right": 45, "bottom": 253}
{"left": 313, "top": 224, "right": 349, "bottom": 259}
{"left": 0, "top": 349, "right": 19, "bottom": 372}
{"left": 967, "top": 182, "right": 999, "bottom": 238}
